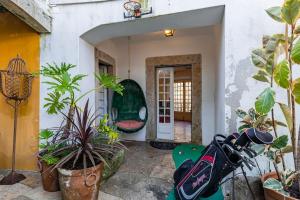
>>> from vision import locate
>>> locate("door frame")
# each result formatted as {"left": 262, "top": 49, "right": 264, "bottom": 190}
{"left": 146, "top": 54, "right": 202, "bottom": 144}
{"left": 95, "top": 48, "right": 116, "bottom": 122}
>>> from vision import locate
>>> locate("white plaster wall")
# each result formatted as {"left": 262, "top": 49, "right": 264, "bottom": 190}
{"left": 214, "top": 20, "right": 225, "bottom": 136}
{"left": 223, "top": 0, "right": 284, "bottom": 133}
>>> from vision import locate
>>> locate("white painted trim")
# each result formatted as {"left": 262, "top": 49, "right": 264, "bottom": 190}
{"left": 156, "top": 67, "right": 174, "bottom": 140}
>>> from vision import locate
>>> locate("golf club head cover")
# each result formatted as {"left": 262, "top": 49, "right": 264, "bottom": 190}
{"left": 235, "top": 128, "right": 273, "bottom": 147}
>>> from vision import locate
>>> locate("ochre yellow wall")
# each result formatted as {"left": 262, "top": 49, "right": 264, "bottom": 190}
{"left": 0, "top": 12, "right": 40, "bottom": 170}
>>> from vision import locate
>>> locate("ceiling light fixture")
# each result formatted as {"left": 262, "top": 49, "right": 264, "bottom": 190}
{"left": 164, "top": 29, "right": 175, "bottom": 37}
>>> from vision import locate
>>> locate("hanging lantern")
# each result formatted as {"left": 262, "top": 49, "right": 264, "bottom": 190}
{"left": 0, "top": 55, "right": 34, "bottom": 185}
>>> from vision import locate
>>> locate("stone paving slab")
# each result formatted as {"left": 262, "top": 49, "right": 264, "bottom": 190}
{"left": 11, "top": 195, "right": 33, "bottom": 200}
{"left": 0, "top": 183, "right": 32, "bottom": 200}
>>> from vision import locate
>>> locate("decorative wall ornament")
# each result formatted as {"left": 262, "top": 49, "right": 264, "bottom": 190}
{"left": 0, "top": 55, "right": 34, "bottom": 185}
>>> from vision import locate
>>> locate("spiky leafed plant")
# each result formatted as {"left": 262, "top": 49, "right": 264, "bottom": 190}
{"left": 51, "top": 99, "right": 124, "bottom": 170}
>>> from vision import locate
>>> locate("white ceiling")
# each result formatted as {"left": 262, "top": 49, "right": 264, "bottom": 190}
{"left": 81, "top": 5, "right": 225, "bottom": 46}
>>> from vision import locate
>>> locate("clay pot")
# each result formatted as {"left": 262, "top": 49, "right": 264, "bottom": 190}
{"left": 58, "top": 162, "right": 104, "bottom": 200}
{"left": 38, "top": 159, "right": 60, "bottom": 192}
{"left": 261, "top": 171, "right": 297, "bottom": 200}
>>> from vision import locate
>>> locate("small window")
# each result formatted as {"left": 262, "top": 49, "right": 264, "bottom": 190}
{"left": 174, "top": 81, "right": 191, "bottom": 113}
{"left": 174, "top": 82, "right": 184, "bottom": 112}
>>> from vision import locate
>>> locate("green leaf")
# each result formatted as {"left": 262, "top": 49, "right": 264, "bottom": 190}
{"left": 39, "top": 129, "right": 54, "bottom": 140}
{"left": 281, "top": 145, "right": 293, "bottom": 153}
{"left": 253, "top": 115, "right": 268, "bottom": 128}
{"left": 281, "top": 0, "right": 300, "bottom": 24}
{"left": 278, "top": 103, "right": 293, "bottom": 133}
{"left": 251, "top": 49, "right": 267, "bottom": 68}
{"left": 41, "top": 154, "right": 60, "bottom": 165}
{"left": 291, "top": 39, "right": 300, "bottom": 64}
{"left": 295, "top": 25, "right": 300, "bottom": 34}
{"left": 263, "top": 35, "right": 271, "bottom": 48}
{"left": 272, "top": 34, "right": 286, "bottom": 45}
{"left": 274, "top": 59, "right": 290, "bottom": 89}
{"left": 95, "top": 73, "right": 124, "bottom": 95}
{"left": 43, "top": 91, "right": 69, "bottom": 114}
{"left": 266, "top": 150, "right": 276, "bottom": 161}
{"left": 271, "top": 135, "right": 289, "bottom": 149}
{"left": 39, "top": 143, "right": 47, "bottom": 149}
{"left": 253, "top": 71, "right": 270, "bottom": 83}
{"left": 238, "top": 124, "right": 251, "bottom": 133}
{"left": 236, "top": 109, "right": 247, "bottom": 119}
{"left": 263, "top": 178, "right": 283, "bottom": 190}
{"left": 275, "top": 120, "right": 287, "bottom": 127}
{"left": 255, "top": 88, "right": 275, "bottom": 114}
{"left": 248, "top": 108, "right": 257, "bottom": 120}
{"left": 266, "top": 6, "right": 284, "bottom": 22}
{"left": 292, "top": 78, "right": 300, "bottom": 104}
{"left": 265, "top": 37, "right": 279, "bottom": 55}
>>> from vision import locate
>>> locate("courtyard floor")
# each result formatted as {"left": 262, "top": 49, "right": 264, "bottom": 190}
{"left": 0, "top": 142, "right": 175, "bottom": 200}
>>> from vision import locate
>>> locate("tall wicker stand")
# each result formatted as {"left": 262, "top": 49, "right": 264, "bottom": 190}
{"left": 0, "top": 56, "right": 33, "bottom": 185}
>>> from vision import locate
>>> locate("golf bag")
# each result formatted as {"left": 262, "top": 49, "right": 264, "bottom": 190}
{"left": 174, "top": 128, "right": 273, "bottom": 200}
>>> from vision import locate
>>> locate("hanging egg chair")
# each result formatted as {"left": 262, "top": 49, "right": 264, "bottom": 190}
{"left": 111, "top": 79, "right": 148, "bottom": 133}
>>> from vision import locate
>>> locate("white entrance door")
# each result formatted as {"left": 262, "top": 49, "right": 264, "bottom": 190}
{"left": 98, "top": 65, "right": 108, "bottom": 119}
{"left": 157, "top": 68, "right": 174, "bottom": 140}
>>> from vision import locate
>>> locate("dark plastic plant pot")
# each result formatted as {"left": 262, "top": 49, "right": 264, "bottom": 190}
{"left": 38, "top": 158, "right": 60, "bottom": 192}
{"left": 58, "top": 162, "right": 104, "bottom": 200}
{"left": 261, "top": 171, "right": 297, "bottom": 200}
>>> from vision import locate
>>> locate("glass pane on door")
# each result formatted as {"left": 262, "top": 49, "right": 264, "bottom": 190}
{"left": 158, "top": 70, "right": 171, "bottom": 124}
{"left": 157, "top": 68, "right": 174, "bottom": 140}
{"left": 98, "top": 65, "right": 108, "bottom": 119}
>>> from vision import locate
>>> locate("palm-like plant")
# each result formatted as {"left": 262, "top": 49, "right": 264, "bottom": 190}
{"left": 41, "top": 63, "right": 86, "bottom": 138}
{"left": 41, "top": 63, "right": 123, "bottom": 139}
{"left": 51, "top": 100, "right": 124, "bottom": 170}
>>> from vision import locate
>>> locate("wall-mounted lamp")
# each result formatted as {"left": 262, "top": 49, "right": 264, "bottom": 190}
{"left": 164, "top": 29, "right": 175, "bottom": 37}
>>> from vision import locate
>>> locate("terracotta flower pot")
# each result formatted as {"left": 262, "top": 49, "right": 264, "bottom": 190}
{"left": 38, "top": 159, "right": 60, "bottom": 192}
{"left": 58, "top": 162, "right": 104, "bottom": 200}
{"left": 261, "top": 171, "right": 297, "bottom": 200}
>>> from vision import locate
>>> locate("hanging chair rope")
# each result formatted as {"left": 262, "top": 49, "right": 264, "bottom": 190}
{"left": 128, "top": 36, "right": 131, "bottom": 79}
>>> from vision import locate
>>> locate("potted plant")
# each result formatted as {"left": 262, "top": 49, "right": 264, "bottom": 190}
{"left": 49, "top": 100, "right": 125, "bottom": 200}
{"left": 38, "top": 63, "right": 124, "bottom": 193}
{"left": 37, "top": 63, "right": 87, "bottom": 192}
{"left": 237, "top": 0, "right": 300, "bottom": 198}
{"left": 37, "top": 129, "right": 61, "bottom": 192}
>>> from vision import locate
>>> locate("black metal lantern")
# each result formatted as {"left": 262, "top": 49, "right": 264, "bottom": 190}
{"left": 0, "top": 55, "right": 34, "bottom": 185}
